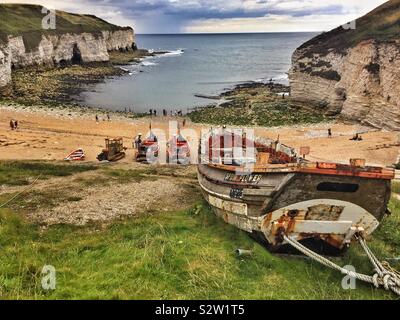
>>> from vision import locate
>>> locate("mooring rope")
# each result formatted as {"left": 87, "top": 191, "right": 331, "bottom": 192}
{"left": 0, "top": 174, "right": 42, "bottom": 209}
{"left": 283, "top": 234, "right": 400, "bottom": 296}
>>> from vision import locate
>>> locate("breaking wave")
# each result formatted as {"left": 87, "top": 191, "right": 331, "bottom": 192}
{"left": 160, "top": 49, "right": 184, "bottom": 57}
{"left": 141, "top": 61, "right": 158, "bottom": 66}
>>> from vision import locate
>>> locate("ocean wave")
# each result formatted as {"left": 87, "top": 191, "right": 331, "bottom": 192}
{"left": 141, "top": 61, "right": 158, "bottom": 66}
{"left": 255, "top": 74, "right": 289, "bottom": 84}
{"left": 161, "top": 49, "right": 184, "bottom": 57}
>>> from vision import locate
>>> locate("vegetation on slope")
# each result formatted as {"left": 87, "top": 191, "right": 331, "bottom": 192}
{"left": 1, "top": 49, "right": 154, "bottom": 110}
{"left": 0, "top": 4, "right": 131, "bottom": 50}
{"left": 0, "top": 161, "right": 97, "bottom": 186}
{"left": 0, "top": 198, "right": 398, "bottom": 300}
{"left": 188, "top": 83, "right": 330, "bottom": 127}
{"left": 0, "top": 161, "right": 399, "bottom": 300}
{"left": 298, "top": 0, "right": 400, "bottom": 56}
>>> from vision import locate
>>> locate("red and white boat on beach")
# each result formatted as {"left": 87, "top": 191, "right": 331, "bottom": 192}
{"left": 136, "top": 132, "right": 160, "bottom": 163}
{"left": 64, "top": 149, "right": 85, "bottom": 161}
{"left": 167, "top": 134, "right": 191, "bottom": 165}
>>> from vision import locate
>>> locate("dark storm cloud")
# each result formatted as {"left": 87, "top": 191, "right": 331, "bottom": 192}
{"left": 75, "top": 0, "right": 345, "bottom": 33}
{"left": 164, "top": 4, "right": 343, "bottom": 19}
{"left": 84, "top": 0, "right": 344, "bottom": 20}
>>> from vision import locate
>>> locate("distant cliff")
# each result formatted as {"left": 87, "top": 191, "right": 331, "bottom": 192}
{"left": 0, "top": 4, "right": 136, "bottom": 94}
{"left": 289, "top": 0, "right": 400, "bottom": 130}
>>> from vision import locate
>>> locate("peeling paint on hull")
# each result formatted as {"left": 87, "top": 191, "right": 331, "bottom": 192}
{"left": 198, "top": 163, "right": 392, "bottom": 251}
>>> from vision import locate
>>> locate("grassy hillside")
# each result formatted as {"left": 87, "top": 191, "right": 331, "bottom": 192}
{"left": 0, "top": 161, "right": 399, "bottom": 300}
{"left": 0, "top": 4, "right": 131, "bottom": 50}
{"left": 0, "top": 4, "right": 130, "bottom": 34}
{"left": 299, "top": 0, "right": 400, "bottom": 55}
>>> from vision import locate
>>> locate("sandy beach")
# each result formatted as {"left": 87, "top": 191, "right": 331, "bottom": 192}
{"left": 1, "top": 103, "right": 399, "bottom": 167}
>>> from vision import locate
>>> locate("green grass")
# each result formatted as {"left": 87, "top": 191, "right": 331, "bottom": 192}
{"left": 0, "top": 4, "right": 130, "bottom": 51}
{"left": 0, "top": 199, "right": 399, "bottom": 300}
{"left": 299, "top": 0, "right": 400, "bottom": 56}
{"left": 189, "top": 101, "right": 328, "bottom": 127}
{"left": 0, "top": 161, "right": 97, "bottom": 186}
{"left": 393, "top": 182, "right": 400, "bottom": 195}
{"left": 0, "top": 164, "right": 398, "bottom": 300}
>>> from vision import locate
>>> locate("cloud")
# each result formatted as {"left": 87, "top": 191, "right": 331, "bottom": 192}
{"left": 0, "top": 0, "right": 389, "bottom": 33}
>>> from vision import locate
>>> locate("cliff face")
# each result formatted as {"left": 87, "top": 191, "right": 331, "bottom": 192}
{"left": 0, "top": 4, "right": 136, "bottom": 93}
{"left": 289, "top": 0, "right": 400, "bottom": 130}
{"left": 5, "top": 30, "right": 135, "bottom": 69}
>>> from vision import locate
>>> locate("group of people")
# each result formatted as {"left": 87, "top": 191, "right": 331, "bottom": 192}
{"left": 9, "top": 119, "right": 19, "bottom": 130}
{"left": 327, "top": 128, "right": 363, "bottom": 141}
{"left": 149, "top": 109, "right": 184, "bottom": 117}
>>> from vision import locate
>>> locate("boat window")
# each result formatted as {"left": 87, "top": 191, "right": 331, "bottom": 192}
{"left": 317, "top": 182, "right": 359, "bottom": 193}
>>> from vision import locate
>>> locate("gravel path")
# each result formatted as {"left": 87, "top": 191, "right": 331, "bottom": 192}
{"left": 30, "top": 178, "right": 193, "bottom": 225}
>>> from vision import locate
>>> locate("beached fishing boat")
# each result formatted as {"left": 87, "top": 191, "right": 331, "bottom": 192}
{"left": 64, "top": 148, "right": 85, "bottom": 161}
{"left": 136, "top": 132, "right": 160, "bottom": 163}
{"left": 198, "top": 129, "right": 395, "bottom": 253}
{"left": 167, "top": 134, "right": 191, "bottom": 165}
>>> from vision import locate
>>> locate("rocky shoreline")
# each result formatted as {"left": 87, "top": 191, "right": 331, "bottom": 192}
{"left": 0, "top": 49, "right": 155, "bottom": 116}
{"left": 188, "top": 81, "right": 333, "bottom": 127}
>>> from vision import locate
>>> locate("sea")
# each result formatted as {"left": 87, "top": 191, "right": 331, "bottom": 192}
{"left": 78, "top": 33, "right": 317, "bottom": 113}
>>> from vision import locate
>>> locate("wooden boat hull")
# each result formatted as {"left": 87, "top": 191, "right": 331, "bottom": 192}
{"left": 198, "top": 163, "right": 392, "bottom": 251}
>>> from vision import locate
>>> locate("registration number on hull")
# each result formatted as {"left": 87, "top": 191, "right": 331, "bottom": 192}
{"left": 224, "top": 173, "right": 262, "bottom": 184}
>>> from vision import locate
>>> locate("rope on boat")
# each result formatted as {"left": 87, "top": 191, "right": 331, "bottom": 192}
{"left": 283, "top": 234, "right": 400, "bottom": 296}
{"left": 0, "top": 174, "right": 42, "bottom": 209}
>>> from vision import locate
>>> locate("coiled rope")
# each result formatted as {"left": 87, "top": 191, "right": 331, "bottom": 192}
{"left": 283, "top": 234, "right": 400, "bottom": 296}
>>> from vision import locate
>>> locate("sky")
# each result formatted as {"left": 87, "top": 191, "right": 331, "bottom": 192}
{"left": 1, "top": 0, "right": 389, "bottom": 33}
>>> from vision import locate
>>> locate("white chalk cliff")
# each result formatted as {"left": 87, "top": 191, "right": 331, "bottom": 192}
{"left": 289, "top": 0, "right": 400, "bottom": 130}
{"left": 0, "top": 5, "right": 136, "bottom": 94}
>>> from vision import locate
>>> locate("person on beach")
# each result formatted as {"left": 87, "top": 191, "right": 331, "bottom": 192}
{"left": 134, "top": 133, "right": 142, "bottom": 149}
{"left": 328, "top": 128, "right": 332, "bottom": 138}
{"left": 14, "top": 120, "right": 18, "bottom": 130}
{"left": 154, "top": 110, "right": 157, "bottom": 117}
{"left": 183, "top": 119, "right": 186, "bottom": 128}
{"left": 107, "top": 114, "right": 110, "bottom": 121}
{"left": 95, "top": 115, "right": 99, "bottom": 122}
{"left": 10, "top": 120, "right": 14, "bottom": 130}
{"left": 149, "top": 109, "right": 153, "bottom": 116}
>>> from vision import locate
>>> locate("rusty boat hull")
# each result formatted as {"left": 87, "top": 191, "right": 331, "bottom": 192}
{"left": 197, "top": 140, "right": 394, "bottom": 253}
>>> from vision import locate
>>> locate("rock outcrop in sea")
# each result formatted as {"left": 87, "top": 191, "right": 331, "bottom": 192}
{"left": 289, "top": 0, "right": 400, "bottom": 130}
{"left": 0, "top": 4, "right": 136, "bottom": 94}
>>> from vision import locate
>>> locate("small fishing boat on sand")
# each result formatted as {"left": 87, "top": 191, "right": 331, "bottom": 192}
{"left": 64, "top": 148, "right": 85, "bottom": 161}
{"left": 167, "top": 134, "right": 191, "bottom": 165}
{"left": 136, "top": 132, "right": 160, "bottom": 163}
{"left": 198, "top": 129, "right": 395, "bottom": 254}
